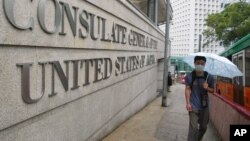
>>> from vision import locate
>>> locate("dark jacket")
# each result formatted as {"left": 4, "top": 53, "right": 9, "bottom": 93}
{"left": 168, "top": 75, "right": 172, "bottom": 86}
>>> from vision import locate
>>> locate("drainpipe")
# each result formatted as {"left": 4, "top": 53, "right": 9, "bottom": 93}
{"left": 147, "top": 0, "right": 151, "bottom": 17}
{"left": 154, "top": 0, "right": 158, "bottom": 25}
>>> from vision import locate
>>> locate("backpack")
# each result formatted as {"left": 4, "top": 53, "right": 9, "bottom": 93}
{"left": 190, "top": 70, "right": 208, "bottom": 91}
{"left": 190, "top": 70, "right": 209, "bottom": 108}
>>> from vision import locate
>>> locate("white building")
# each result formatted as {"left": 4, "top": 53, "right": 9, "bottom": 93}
{"left": 222, "top": 0, "right": 250, "bottom": 4}
{"left": 170, "top": 0, "right": 225, "bottom": 56}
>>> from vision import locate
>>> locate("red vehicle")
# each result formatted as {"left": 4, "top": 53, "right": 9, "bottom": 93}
{"left": 179, "top": 71, "right": 186, "bottom": 84}
{"left": 181, "top": 75, "right": 186, "bottom": 84}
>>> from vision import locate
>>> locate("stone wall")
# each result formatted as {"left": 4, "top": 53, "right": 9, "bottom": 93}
{"left": 0, "top": 0, "right": 165, "bottom": 140}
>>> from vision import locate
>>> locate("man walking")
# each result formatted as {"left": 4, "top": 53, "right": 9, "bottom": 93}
{"left": 168, "top": 72, "right": 172, "bottom": 92}
{"left": 185, "top": 56, "right": 214, "bottom": 141}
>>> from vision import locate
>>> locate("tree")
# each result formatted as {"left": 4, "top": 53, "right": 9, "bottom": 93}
{"left": 203, "top": 1, "right": 250, "bottom": 46}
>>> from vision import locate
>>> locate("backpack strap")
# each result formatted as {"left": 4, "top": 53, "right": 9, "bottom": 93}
{"left": 190, "top": 70, "right": 196, "bottom": 90}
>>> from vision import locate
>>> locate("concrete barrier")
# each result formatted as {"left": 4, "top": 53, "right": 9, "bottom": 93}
{"left": 209, "top": 93, "right": 250, "bottom": 141}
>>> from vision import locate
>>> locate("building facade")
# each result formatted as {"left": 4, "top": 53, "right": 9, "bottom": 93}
{"left": 222, "top": 0, "right": 250, "bottom": 4}
{"left": 170, "top": 0, "right": 225, "bottom": 56}
{"left": 0, "top": 0, "right": 169, "bottom": 141}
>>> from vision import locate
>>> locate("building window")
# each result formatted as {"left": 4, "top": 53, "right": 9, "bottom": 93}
{"left": 245, "top": 48, "right": 250, "bottom": 86}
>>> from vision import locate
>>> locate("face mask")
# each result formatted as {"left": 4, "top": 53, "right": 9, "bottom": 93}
{"left": 195, "top": 65, "right": 204, "bottom": 71}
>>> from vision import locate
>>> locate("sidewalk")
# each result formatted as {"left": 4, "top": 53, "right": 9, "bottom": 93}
{"left": 102, "top": 84, "right": 221, "bottom": 141}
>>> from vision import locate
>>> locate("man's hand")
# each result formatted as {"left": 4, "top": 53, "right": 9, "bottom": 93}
{"left": 203, "top": 82, "right": 214, "bottom": 93}
{"left": 186, "top": 103, "right": 192, "bottom": 111}
{"left": 203, "top": 82, "right": 208, "bottom": 90}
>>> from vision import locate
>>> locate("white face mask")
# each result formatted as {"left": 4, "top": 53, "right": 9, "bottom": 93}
{"left": 195, "top": 65, "right": 204, "bottom": 71}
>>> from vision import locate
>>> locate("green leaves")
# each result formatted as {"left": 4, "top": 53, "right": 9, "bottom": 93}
{"left": 204, "top": 2, "right": 250, "bottom": 46}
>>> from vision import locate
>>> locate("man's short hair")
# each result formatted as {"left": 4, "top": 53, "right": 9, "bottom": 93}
{"left": 194, "top": 56, "right": 206, "bottom": 62}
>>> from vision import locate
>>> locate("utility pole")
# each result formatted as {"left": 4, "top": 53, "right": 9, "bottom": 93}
{"left": 198, "top": 34, "right": 202, "bottom": 52}
{"left": 162, "top": 0, "right": 170, "bottom": 107}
